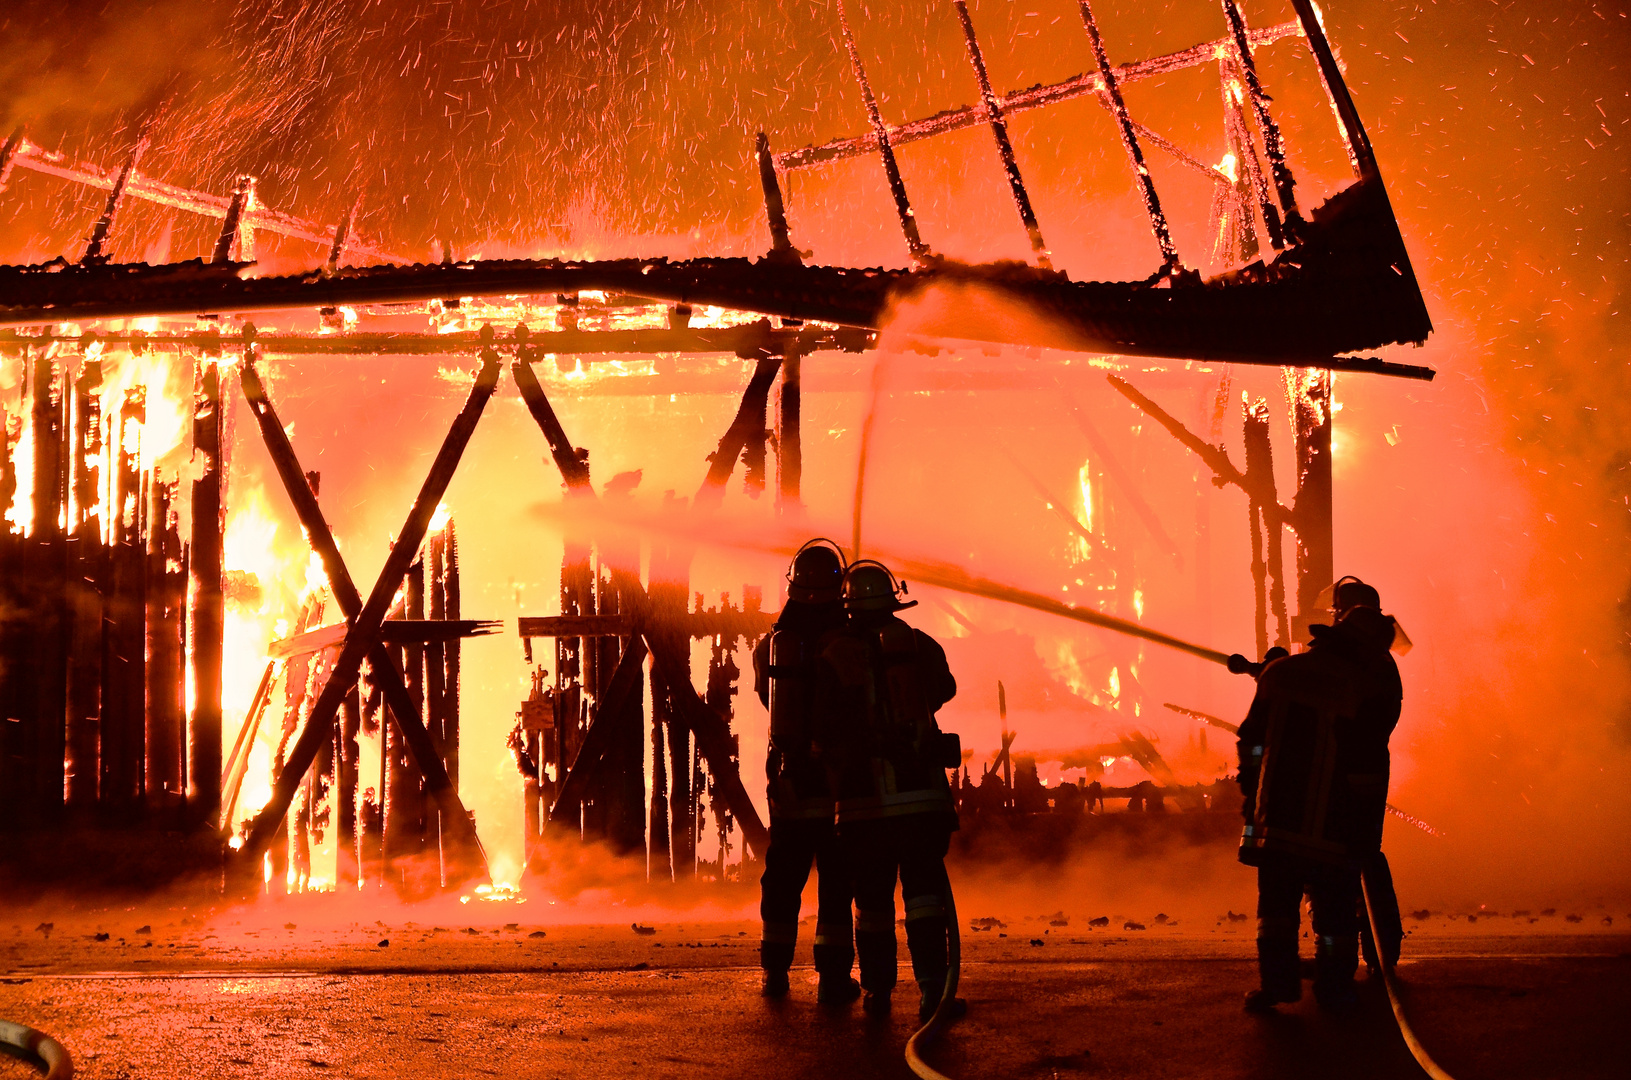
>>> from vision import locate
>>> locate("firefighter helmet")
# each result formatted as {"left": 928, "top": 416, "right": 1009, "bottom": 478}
{"left": 1330, "top": 576, "right": 1381, "bottom": 616}
{"left": 787, "top": 539, "right": 846, "bottom": 604}
{"left": 841, "top": 560, "right": 917, "bottom": 612}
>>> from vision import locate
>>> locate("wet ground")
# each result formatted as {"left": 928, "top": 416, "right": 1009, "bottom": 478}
{"left": 0, "top": 901, "right": 1624, "bottom": 1080}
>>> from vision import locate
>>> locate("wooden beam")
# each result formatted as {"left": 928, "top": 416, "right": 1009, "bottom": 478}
{"left": 512, "top": 327, "right": 594, "bottom": 491}
{"left": 697, "top": 354, "right": 783, "bottom": 507}
{"left": 188, "top": 358, "right": 224, "bottom": 822}
{"left": 519, "top": 614, "right": 629, "bottom": 639}
{"left": 267, "top": 618, "right": 500, "bottom": 660}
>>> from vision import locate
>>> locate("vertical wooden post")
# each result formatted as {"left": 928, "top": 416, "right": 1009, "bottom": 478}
{"left": 443, "top": 524, "right": 461, "bottom": 790}
{"left": 556, "top": 543, "right": 593, "bottom": 838}
{"left": 188, "top": 358, "right": 223, "bottom": 824}
{"left": 102, "top": 385, "right": 147, "bottom": 811}
{"left": 145, "top": 476, "right": 185, "bottom": 807}
{"left": 1290, "top": 369, "right": 1334, "bottom": 642}
{"left": 1242, "top": 398, "right": 1288, "bottom": 654}
{"left": 0, "top": 396, "right": 18, "bottom": 826}
{"left": 648, "top": 706, "right": 669, "bottom": 881}
{"left": 23, "top": 350, "right": 69, "bottom": 821}
{"left": 648, "top": 497, "right": 693, "bottom": 879}
{"left": 387, "top": 562, "right": 428, "bottom": 889}
{"left": 776, "top": 351, "right": 802, "bottom": 516}
{"left": 65, "top": 356, "right": 104, "bottom": 810}
{"left": 336, "top": 685, "right": 361, "bottom": 888}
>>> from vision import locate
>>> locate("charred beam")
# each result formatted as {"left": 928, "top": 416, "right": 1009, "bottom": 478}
{"left": 0, "top": 128, "right": 22, "bottom": 194}
{"left": 697, "top": 354, "right": 783, "bottom": 508}
{"left": 1077, "top": 0, "right": 1180, "bottom": 273}
{"left": 951, "top": 0, "right": 1050, "bottom": 267}
{"left": 3, "top": 139, "right": 401, "bottom": 258}
{"left": 644, "top": 632, "right": 767, "bottom": 859}
{"left": 513, "top": 325, "right": 593, "bottom": 490}
{"left": 547, "top": 634, "right": 648, "bottom": 828}
{"left": 188, "top": 358, "right": 224, "bottom": 823}
{"left": 835, "top": 0, "right": 930, "bottom": 265}
{"left": 755, "top": 133, "right": 798, "bottom": 263}
{"left": 211, "top": 176, "right": 257, "bottom": 265}
{"left": 1219, "top": 0, "right": 1300, "bottom": 232}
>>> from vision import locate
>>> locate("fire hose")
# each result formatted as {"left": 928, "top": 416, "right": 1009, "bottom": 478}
{"left": 1362, "top": 877, "right": 1460, "bottom": 1080}
{"left": 0, "top": 1020, "right": 73, "bottom": 1080}
{"left": 904, "top": 880, "right": 962, "bottom": 1080}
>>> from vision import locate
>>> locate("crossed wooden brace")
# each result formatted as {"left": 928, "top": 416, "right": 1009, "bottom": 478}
{"left": 233, "top": 335, "right": 498, "bottom": 886}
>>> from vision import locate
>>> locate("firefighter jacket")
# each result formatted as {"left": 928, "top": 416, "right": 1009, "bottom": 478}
{"left": 1237, "top": 608, "right": 1402, "bottom": 866}
{"left": 812, "top": 613, "right": 959, "bottom": 827}
{"left": 752, "top": 600, "right": 846, "bottom": 822}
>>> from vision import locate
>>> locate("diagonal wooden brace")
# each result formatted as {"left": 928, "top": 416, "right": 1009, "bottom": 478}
{"left": 547, "top": 633, "right": 649, "bottom": 827}
{"left": 240, "top": 352, "right": 487, "bottom": 870}
{"left": 235, "top": 338, "right": 501, "bottom": 883}
{"left": 642, "top": 625, "right": 769, "bottom": 859}
{"left": 511, "top": 331, "right": 593, "bottom": 493}
{"left": 695, "top": 353, "right": 782, "bottom": 507}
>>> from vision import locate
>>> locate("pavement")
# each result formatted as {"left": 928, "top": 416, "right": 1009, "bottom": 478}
{"left": 0, "top": 900, "right": 1624, "bottom": 1080}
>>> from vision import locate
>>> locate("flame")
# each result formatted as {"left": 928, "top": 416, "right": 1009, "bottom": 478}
{"left": 1068, "top": 459, "right": 1095, "bottom": 562}
{"left": 427, "top": 501, "right": 452, "bottom": 534}
{"left": 222, "top": 482, "right": 312, "bottom": 828}
{"left": 1217, "top": 151, "right": 1240, "bottom": 184}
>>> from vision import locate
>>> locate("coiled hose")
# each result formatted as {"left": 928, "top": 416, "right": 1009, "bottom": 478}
{"left": 904, "top": 882, "right": 962, "bottom": 1080}
{"left": 1361, "top": 876, "right": 1459, "bottom": 1080}
{"left": 0, "top": 1020, "right": 73, "bottom": 1080}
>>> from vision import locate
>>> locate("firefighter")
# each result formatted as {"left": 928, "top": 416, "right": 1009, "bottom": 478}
{"left": 751, "top": 540, "right": 857, "bottom": 1002}
{"left": 815, "top": 560, "right": 962, "bottom": 1020}
{"left": 1237, "top": 576, "right": 1403, "bottom": 1011}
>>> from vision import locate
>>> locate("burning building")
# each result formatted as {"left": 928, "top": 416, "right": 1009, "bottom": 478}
{"left": 0, "top": 0, "right": 1621, "bottom": 920}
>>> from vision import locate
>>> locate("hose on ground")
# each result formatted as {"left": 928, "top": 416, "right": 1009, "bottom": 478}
{"left": 905, "top": 880, "right": 962, "bottom": 1080}
{"left": 1361, "top": 875, "right": 1459, "bottom": 1080}
{"left": 0, "top": 1020, "right": 73, "bottom": 1080}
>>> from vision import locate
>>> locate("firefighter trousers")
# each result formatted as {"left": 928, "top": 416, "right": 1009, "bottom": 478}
{"left": 1256, "top": 853, "right": 1361, "bottom": 1000}
{"left": 842, "top": 814, "right": 953, "bottom": 996}
{"left": 759, "top": 816, "right": 855, "bottom": 977}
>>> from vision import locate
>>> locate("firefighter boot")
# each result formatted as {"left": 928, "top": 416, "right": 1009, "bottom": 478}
{"left": 905, "top": 913, "right": 950, "bottom": 1022}
{"left": 1314, "top": 933, "right": 1360, "bottom": 1010}
{"left": 1245, "top": 922, "right": 1302, "bottom": 1012}
{"left": 813, "top": 921, "right": 859, "bottom": 1003}
{"left": 760, "top": 939, "right": 794, "bottom": 998}
{"left": 855, "top": 908, "right": 897, "bottom": 1014}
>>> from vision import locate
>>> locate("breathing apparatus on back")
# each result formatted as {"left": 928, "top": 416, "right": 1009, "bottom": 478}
{"left": 767, "top": 540, "right": 848, "bottom": 751}
{"left": 835, "top": 560, "right": 959, "bottom": 771}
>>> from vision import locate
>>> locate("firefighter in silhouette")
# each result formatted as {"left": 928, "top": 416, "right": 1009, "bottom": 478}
{"left": 1237, "top": 576, "right": 1403, "bottom": 1011}
{"left": 815, "top": 561, "right": 961, "bottom": 1020}
{"left": 751, "top": 540, "right": 857, "bottom": 1002}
